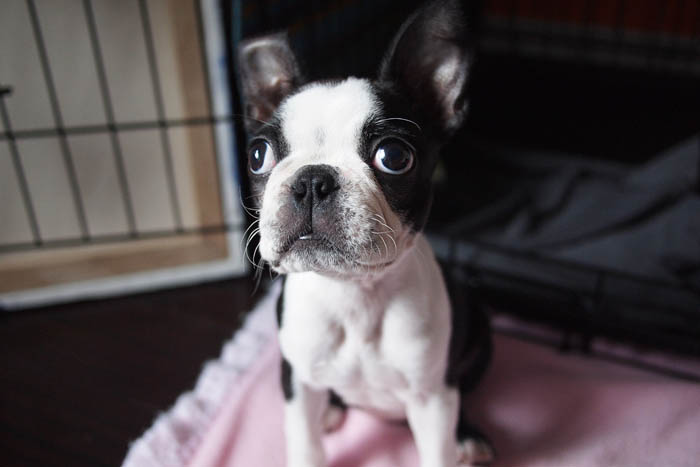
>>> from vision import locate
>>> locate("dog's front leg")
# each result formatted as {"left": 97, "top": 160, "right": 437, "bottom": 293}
{"left": 284, "top": 374, "right": 328, "bottom": 467}
{"left": 406, "top": 387, "right": 460, "bottom": 467}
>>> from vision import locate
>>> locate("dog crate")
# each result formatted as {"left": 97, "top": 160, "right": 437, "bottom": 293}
{"left": 0, "top": 0, "right": 247, "bottom": 308}
{"left": 228, "top": 0, "right": 700, "bottom": 361}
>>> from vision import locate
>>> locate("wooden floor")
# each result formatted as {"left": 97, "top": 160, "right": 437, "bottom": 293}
{"left": 0, "top": 277, "right": 259, "bottom": 467}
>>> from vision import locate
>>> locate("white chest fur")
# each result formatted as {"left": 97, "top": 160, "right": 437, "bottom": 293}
{"left": 278, "top": 234, "right": 452, "bottom": 419}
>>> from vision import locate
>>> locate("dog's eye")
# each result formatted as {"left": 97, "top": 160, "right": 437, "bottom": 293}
{"left": 372, "top": 140, "right": 414, "bottom": 175}
{"left": 248, "top": 141, "right": 276, "bottom": 175}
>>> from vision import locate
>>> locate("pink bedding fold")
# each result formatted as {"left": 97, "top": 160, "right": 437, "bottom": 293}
{"left": 124, "top": 287, "right": 700, "bottom": 467}
{"left": 190, "top": 333, "right": 700, "bottom": 467}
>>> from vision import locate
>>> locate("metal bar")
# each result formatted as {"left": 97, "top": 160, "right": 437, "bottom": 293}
{"left": 26, "top": 0, "right": 90, "bottom": 241}
{"left": 492, "top": 326, "right": 700, "bottom": 382}
{"left": 508, "top": 0, "right": 518, "bottom": 53}
{"left": 194, "top": 0, "right": 229, "bottom": 227}
{"left": 613, "top": 0, "right": 627, "bottom": 68}
{"left": 479, "top": 269, "right": 699, "bottom": 321}
{"left": 194, "top": 0, "right": 216, "bottom": 120}
{"left": 697, "top": 126, "right": 700, "bottom": 195}
{"left": 0, "top": 116, "right": 234, "bottom": 141}
{"left": 137, "top": 0, "right": 183, "bottom": 232}
{"left": 228, "top": 0, "right": 258, "bottom": 264}
{"left": 578, "top": 0, "right": 594, "bottom": 59}
{"left": 0, "top": 96, "right": 42, "bottom": 245}
{"left": 647, "top": 0, "right": 669, "bottom": 70}
{"left": 542, "top": 0, "right": 557, "bottom": 58}
{"left": 593, "top": 271, "right": 606, "bottom": 312}
{"left": 429, "top": 233, "right": 700, "bottom": 294}
{"left": 82, "top": 0, "right": 138, "bottom": 236}
{"left": 0, "top": 222, "right": 243, "bottom": 253}
{"left": 672, "top": 0, "right": 689, "bottom": 69}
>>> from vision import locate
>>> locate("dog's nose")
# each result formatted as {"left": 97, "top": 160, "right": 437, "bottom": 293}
{"left": 291, "top": 164, "right": 339, "bottom": 209}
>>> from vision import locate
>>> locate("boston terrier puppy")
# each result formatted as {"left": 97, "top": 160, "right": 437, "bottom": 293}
{"left": 237, "top": 1, "right": 493, "bottom": 466}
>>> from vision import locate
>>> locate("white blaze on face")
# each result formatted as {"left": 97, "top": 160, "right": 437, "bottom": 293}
{"left": 257, "top": 78, "right": 414, "bottom": 275}
{"left": 282, "top": 78, "right": 375, "bottom": 164}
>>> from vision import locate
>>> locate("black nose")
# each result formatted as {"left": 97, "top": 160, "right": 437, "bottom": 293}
{"left": 291, "top": 164, "right": 339, "bottom": 210}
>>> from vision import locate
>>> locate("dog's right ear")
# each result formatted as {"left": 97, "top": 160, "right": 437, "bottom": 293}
{"left": 237, "top": 33, "right": 302, "bottom": 132}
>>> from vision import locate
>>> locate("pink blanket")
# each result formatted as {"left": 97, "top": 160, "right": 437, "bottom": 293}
{"left": 123, "top": 284, "right": 700, "bottom": 467}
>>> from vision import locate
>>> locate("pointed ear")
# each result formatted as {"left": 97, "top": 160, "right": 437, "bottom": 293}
{"left": 379, "top": 0, "right": 470, "bottom": 135}
{"left": 237, "top": 33, "right": 302, "bottom": 132}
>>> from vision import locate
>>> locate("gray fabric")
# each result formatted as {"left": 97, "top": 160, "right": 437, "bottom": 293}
{"left": 471, "top": 136, "right": 700, "bottom": 285}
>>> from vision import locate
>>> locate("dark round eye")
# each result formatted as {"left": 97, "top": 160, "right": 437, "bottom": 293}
{"left": 372, "top": 140, "right": 414, "bottom": 175}
{"left": 248, "top": 140, "right": 276, "bottom": 175}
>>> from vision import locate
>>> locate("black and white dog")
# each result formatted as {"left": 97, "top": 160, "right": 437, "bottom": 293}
{"left": 237, "top": 1, "right": 493, "bottom": 466}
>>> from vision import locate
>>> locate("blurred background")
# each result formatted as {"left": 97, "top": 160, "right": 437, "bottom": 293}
{"left": 1, "top": 0, "right": 699, "bottom": 465}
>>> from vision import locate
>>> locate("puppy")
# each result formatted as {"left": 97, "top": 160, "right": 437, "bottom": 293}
{"left": 237, "top": 1, "right": 493, "bottom": 466}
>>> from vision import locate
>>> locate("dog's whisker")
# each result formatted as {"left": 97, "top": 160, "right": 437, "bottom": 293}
{"left": 370, "top": 215, "right": 398, "bottom": 260}
{"left": 385, "top": 232, "right": 398, "bottom": 257}
{"left": 375, "top": 117, "right": 422, "bottom": 132}
{"left": 377, "top": 221, "right": 395, "bottom": 235}
{"left": 252, "top": 258, "right": 265, "bottom": 294}
{"left": 371, "top": 215, "right": 396, "bottom": 234}
{"left": 243, "top": 192, "right": 263, "bottom": 202}
{"left": 244, "top": 227, "right": 261, "bottom": 253}
{"left": 238, "top": 186, "right": 260, "bottom": 219}
{"left": 243, "top": 247, "right": 256, "bottom": 269}
{"left": 241, "top": 205, "right": 260, "bottom": 219}
{"left": 254, "top": 244, "right": 264, "bottom": 270}
{"left": 244, "top": 238, "right": 261, "bottom": 269}
{"left": 241, "top": 219, "right": 260, "bottom": 244}
{"left": 241, "top": 227, "right": 259, "bottom": 254}
{"left": 231, "top": 112, "right": 276, "bottom": 130}
{"left": 242, "top": 225, "right": 262, "bottom": 268}
{"left": 251, "top": 242, "right": 264, "bottom": 271}
{"left": 376, "top": 233, "right": 389, "bottom": 262}
{"left": 379, "top": 232, "right": 397, "bottom": 261}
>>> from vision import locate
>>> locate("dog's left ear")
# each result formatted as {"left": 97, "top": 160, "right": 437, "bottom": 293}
{"left": 237, "top": 33, "right": 302, "bottom": 132}
{"left": 379, "top": 0, "right": 470, "bottom": 135}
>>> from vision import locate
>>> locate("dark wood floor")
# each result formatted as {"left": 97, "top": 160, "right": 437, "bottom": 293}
{"left": 0, "top": 277, "right": 259, "bottom": 467}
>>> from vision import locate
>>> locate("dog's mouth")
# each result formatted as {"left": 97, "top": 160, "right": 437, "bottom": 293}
{"left": 273, "top": 228, "right": 396, "bottom": 274}
{"left": 278, "top": 230, "right": 344, "bottom": 257}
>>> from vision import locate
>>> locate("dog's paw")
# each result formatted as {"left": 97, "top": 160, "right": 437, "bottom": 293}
{"left": 287, "top": 447, "right": 326, "bottom": 467}
{"left": 288, "top": 457, "right": 326, "bottom": 467}
{"left": 322, "top": 404, "right": 346, "bottom": 433}
{"left": 456, "top": 438, "right": 495, "bottom": 466}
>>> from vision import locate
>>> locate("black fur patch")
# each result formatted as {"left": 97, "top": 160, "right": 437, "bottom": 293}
{"left": 378, "top": 0, "right": 470, "bottom": 134}
{"left": 246, "top": 119, "right": 290, "bottom": 208}
{"left": 277, "top": 277, "right": 294, "bottom": 401}
{"left": 357, "top": 85, "right": 442, "bottom": 232}
{"left": 443, "top": 266, "right": 492, "bottom": 392}
{"left": 329, "top": 390, "right": 347, "bottom": 410}
{"left": 456, "top": 412, "right": 493, "bottom": 453}
{"left": 276, "top": 276, "right": 287, "bottom": 327}
{"left": 281, "top": 357, "right": 294, "bottom": 401}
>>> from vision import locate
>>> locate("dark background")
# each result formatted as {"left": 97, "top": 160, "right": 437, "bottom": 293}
{"left": 228, "top": 0, "right": 700, "bottom": 352}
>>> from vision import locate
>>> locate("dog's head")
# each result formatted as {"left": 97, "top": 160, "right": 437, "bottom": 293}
{"left": 238, "top": 0, "right": 469, "bottom": 277}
